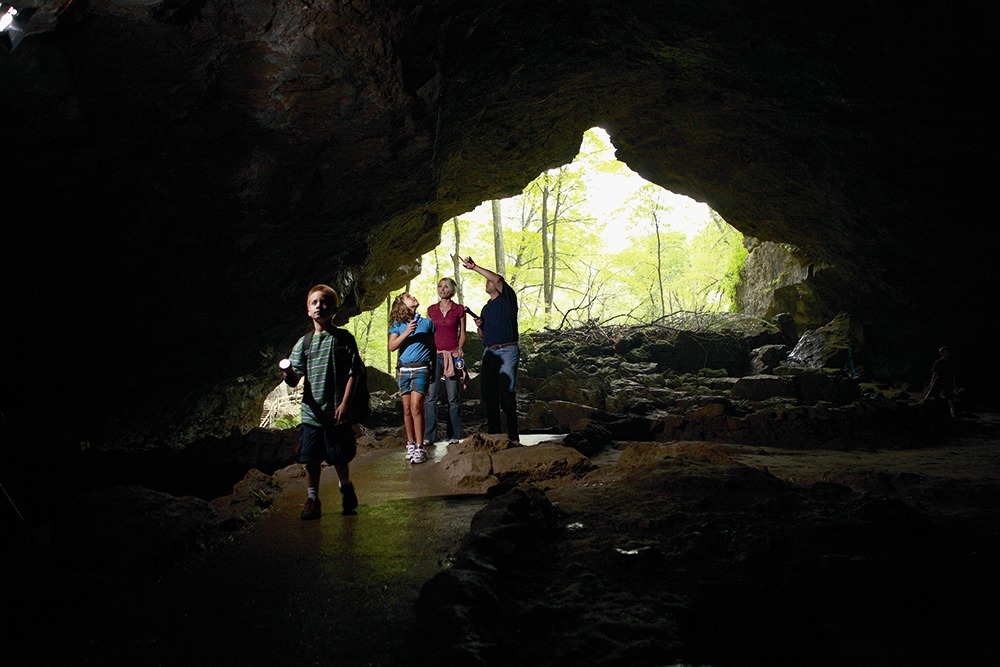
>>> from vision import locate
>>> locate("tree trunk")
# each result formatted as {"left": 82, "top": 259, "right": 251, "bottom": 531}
{"left": 654, "top": 212, "right": 666, "bottom": 317}
{"left": 385, "top": 294, "right": 392, "bottom": 373}
{"left": 491, "top": 200, "right": 506, "bottom": 276}
{"left": 540, "top": 179, "right": 552, "bottom": 318}
{"left": 451, "top": 218, "right": 463, "bottom": 303}
{"left": 514, "top": 197, "right": 536, "bottom": 268}
{"left": 363, "top": 310, "right": 374, "bottom": 361}
{"left": 549, "top": 172, "right": 564, "bottom": 315}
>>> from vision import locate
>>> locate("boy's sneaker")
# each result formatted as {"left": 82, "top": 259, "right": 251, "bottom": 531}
{"left": 340, "top": 482, "right": 358, "bottom": 513}
{"left": 405, "top": 442, "right": 416, "bottom": 462}
{"left": 410, "top": 446, "right": 427, "bottom": 465}
{"left": 300, "top": 497, "right": 321, "bottom": 521}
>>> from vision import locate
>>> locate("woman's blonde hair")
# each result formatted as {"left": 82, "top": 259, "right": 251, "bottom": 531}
{"left": 438, "top": 277, "right": 458, "bottom": 298}
{"left": 389, "top": 293, "right": 414, "bottom": 325}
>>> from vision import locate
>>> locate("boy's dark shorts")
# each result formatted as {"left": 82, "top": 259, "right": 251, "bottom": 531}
{"left": 927, "top": 380, "right": 955, "bottom": 400}
{"left": 298, "top": 423, "right": 357, "bottom": 466}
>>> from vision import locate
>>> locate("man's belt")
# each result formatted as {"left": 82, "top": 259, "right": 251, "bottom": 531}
{"left": 487, "top": 342, "right": 518, "bottom": 350}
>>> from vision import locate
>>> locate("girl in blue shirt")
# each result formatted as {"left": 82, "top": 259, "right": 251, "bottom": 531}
{"left": 388, "top": 292, "right": 436, "bottom": 464}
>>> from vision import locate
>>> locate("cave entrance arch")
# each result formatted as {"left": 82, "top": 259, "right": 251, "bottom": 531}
{"left": 406, "top": 127, "right": 746, "bottom": 334}
{"left": 261, "top": 128, "right": 748, "bottom": 429}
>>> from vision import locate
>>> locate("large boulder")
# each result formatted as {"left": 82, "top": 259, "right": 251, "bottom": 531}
{"left": 563, "top": 422, "right": 615, "bottom": 457}
{"left": 533, "top": 369, "right": 608, "bottom": 409}
{"left": 750, "top": 344, "right": 790, "bottom": 374}
{"left": 785, "top": 312, "right": 861, "bottom": 372}
{"left": 234, "top": 427, "right": 300, "bottom": 471}
{"left": 491, "top": 444, "right": 594, "bottom": 485}
{"left": 776, "top": 367, "right": 861, "bottom": 406}
{"left": 436, "top": 438, "right": 593, "bottom": 491}
{"left": 439, "top": 448, "right": 499, "bottom": 494}
{"left": 366, "top": 365, "right": 398, "bottom": 395}
{"left": 523, "top": 400, "right": 604, "bottom": 431}
{"left": 731, "top": 375, "right": 797, "bottom": 401}
{"left": 672, "top": 329, "right": 749, "bottom": 375}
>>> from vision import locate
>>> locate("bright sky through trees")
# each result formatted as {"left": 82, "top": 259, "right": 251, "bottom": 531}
{"left": 581, "top": 128, "right": 714, "bottom": 250}
{"left": 461, "top": 128, "right": 715, "bottom": 250}
{"left": 343, "top": 127, "right": 747, "bottom": 373}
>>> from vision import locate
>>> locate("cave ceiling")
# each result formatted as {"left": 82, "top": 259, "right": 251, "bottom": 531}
{"left": 1, "top": 0, "right": 996, "bottom": 448}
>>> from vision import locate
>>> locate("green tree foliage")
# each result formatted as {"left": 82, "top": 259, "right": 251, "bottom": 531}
{"left": 685, "top": 210, "right": 748, "bottom": 311}
{"left": 616, "top": 183, "right": 691, "bottom": 318}
{"left": 342, "top": 127, "right": 748, "bottom": 363}
{"left": 502, "top": 163, "right": 605, "bottom": 330}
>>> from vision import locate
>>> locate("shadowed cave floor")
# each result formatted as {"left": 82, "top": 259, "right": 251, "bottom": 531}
{"left": 6, "top": 416, "right": 1000, "bottom": 666}
{"left": 467, "top": 416, "right": 1000, "bottom": 666}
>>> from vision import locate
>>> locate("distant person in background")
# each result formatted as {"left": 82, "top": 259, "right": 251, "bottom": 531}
{"left": 388, "top": 292, "right": 436, "bottom": 464}
{"left": 461, "top": 256, "right": 520, "bottom": 442}
{"left": 923, "top": 345, "right": 957, "bottom": 418}
{"left": 424, "top": 277, "right": 467, "bottom": 446}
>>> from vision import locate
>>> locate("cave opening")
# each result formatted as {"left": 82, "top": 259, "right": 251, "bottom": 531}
{"left": 260, "top": 127, "right": 748, "bottom": 430}
{"left": 365, "top": 128, "right": 745, "bottom": 363}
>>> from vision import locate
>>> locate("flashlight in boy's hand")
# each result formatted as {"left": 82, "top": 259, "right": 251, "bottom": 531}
{"left": 279, "top": 358, "right": 292, "bottom": 370}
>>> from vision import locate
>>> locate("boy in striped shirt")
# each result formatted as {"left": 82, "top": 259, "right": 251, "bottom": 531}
{"left": 281, "top": 285, "right": 362, "bottom": 519}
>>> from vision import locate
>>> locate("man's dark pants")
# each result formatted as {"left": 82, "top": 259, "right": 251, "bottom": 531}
{"left": 481, "top": 345, "right": 520, "bottom": 441}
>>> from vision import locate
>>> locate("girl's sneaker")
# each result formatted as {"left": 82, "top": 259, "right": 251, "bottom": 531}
{"left": 405, "top": 442, "right": 416, "bottom": 462}
{"left": 410, "top": 446, "right": 427, "bottom": 464}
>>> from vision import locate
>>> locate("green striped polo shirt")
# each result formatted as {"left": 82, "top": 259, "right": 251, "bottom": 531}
{"left": 288, "top": 328, "right": 363, "bottom": 427}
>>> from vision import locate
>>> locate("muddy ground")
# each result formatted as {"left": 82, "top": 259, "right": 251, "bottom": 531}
{"left": 421, "top": 413, "right": 1000, "bottom": 666}
{"left": 4, "top": 414, "right": 999, "bottom": 666}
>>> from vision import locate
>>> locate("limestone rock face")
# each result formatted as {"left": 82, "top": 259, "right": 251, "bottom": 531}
{"left": 786, "top": 312, "right": 859, "bottom": 371}
{"left": 2, "top": 0, "right": 997, "bottom": 453}
{"left": 736, "top": 240, "right": 827, "bottom": 333}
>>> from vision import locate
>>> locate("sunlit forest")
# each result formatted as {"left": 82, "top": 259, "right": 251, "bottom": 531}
{"left": 351, "top": 128, "right": 747, "bottom": 374}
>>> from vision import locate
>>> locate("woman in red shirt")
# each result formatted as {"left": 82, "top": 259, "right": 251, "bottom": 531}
{"left": 423, "top": 277, "right": 467, "bottom": 444}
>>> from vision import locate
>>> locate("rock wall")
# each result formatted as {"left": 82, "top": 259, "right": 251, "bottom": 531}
{"left": 2, "top": 1, "right": 998, "bottom": 454}
{"left": 735, "top": 239, "right": 824, "bottom": 334}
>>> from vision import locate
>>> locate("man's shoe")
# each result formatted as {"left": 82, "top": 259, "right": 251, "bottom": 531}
{"left": 340, "top": 482, "right": 358, "bottom": 513}
{"left": 410, "top": 446, "right": 427, "bottom": 464}
{"left": 300, "top": 497, "right": 321, "bottom": 520}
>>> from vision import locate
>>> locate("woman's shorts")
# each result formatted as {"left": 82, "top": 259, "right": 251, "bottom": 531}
{"left": 397, "top": 365, "right": 431, "bottom": 395}
{"left": 298, "top": 423, "right": 357, "bottom": 466}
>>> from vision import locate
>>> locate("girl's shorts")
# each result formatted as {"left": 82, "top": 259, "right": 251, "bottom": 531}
{"left": 397, "top": 365, "right": 431, "bottom": 395}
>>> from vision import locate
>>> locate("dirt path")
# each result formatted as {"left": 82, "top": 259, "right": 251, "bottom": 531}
{"left": 9, "top": 446, "right": 486, "bottom": 666}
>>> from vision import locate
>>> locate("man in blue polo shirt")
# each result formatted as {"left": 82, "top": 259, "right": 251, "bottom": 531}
{"left": 460, "top": 256, "right": 519, "bottom": 442}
